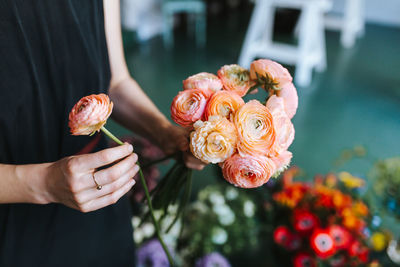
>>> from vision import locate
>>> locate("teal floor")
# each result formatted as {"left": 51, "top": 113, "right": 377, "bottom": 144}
{"left": 110, "top": 8, "right": 400, "bottom": 186}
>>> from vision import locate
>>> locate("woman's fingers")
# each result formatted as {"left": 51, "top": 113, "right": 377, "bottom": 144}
{"left": 75, "top": 165, "right": 139, "bottom": 204}
{"left": 79, "top": 178, "right": 136, "bottom": 213}
{"left": 74, "top": 143, "right": 133, "bottom": 170}
{"left": 80, "top": 153, "right": 138, "bottom": 190}
{"left": 183, "top": 152, "right": 206, "bottom": 170}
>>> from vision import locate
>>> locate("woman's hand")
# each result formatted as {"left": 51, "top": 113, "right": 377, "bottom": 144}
{"left": 157, "top": 124, "right": 207, "bottom": 171}
{"left": 45, "top": 143, "right": 138, "bottom": 213}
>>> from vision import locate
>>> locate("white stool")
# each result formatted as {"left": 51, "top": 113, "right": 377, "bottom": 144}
{"left": 162, "top": 0, "right": 206, "bottom": 48}
{"left": 325, "top": 0, "right": 365, "bottom": 48}
{"left": 238, "top": 0, "right": 332, "bottom": 87}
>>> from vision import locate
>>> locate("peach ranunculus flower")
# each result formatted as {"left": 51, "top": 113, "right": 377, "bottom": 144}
{"left": 222, "top": 153, "right": 276, "bottom": 188}
{"left": 183, "top": 72, "right": 223, "bottom": 93}
{"left": 190, "top": 116, "right": 238, "bottom": 164}
{"left": 234, "top": 100, "right": 276, "bottom": 157}
{"left": 250, "top": 59, "right": 292, "bottom": 91}
{"left": 69, "top": 94, "right": 113, "bottom": 136}
{"left": 217, "top": 64, "right": 254, "bottom": 97}
{"left": 277, "top": 82, "right": 298, "bottom": 119}
{"left": 171, "top": 89, "right": 210, "bottom": 127}
{"left": 266, "top": 95, "right": 295, "bottom": 155}
{"left": 204, "top": 90, "right": 245, "bottom": 121}
{"left": 271, "top": 150, "right": 293, "bottom": 177}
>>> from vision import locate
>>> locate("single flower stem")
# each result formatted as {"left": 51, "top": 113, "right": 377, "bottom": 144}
{"left": 137, "top": 167, "right": 174, "bottom": 265}
{"left": 100, "top": 126, "right": 124, "bottom": 146}
{"left": 100, "top": 126, "right": 175, "bottom": 266}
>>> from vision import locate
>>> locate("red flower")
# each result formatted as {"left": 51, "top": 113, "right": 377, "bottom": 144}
{"left": 287, "top": 233, "right": 302, "bottom": 251}
{"left": 310, "top": 229, "right": 336, "bottom": 259}
{"left": 293, "top": 210, "right": 319, "bottom": 235}
{"left": 273, "top": 226, "right": 291, "bottom": 247}
{"left": 348, "top": 240, "right": 369, "bottom": 264}
{"left": 293, "top": 252, "right": 316, "bottom": 267}
{"left": 328, "top": 225, "right": 352, "bottom": 250}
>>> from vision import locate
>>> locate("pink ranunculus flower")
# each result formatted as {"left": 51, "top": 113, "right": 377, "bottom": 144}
{"left": 277, "top": 82, "right": 298, "bottom": 119}
{"left": 266, "top": 95, "right": 295, "bottom": 156}
{"left": 271, "top": 150, "right": 293, "bottom": 177}
{"left": 217, "top": 64, "right": 254, "bottom": 97}
{"left": 69, "top": 94, "right": 113, "bottom": 135}
{"left": 222, "top": 153, "right": 276, "bottom": 188}
{"left": 183, "top": 72, "right": 223, "bottom": 93}
{"left": 250, "top": 59, "right": 292, "bottom": 91}
{"left": 170, "top": 89, "right": 210, "bottom": 128}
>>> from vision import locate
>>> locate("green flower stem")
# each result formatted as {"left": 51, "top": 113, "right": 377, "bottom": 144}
{"left": 100, "top": 126, "right": 175, "bottom": 266}
{"left": 100, "top": 126, "right": 124, "bottom": 146}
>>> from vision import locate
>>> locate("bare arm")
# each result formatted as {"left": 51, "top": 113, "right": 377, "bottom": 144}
{"left": 103, "top": 0, "right": 205, "bottom": 169}
{"left": 0, "top": 163, "right": 52, "bottom": 204}
{"left": 0, "top": 144, "right": 139, "bottom": 212}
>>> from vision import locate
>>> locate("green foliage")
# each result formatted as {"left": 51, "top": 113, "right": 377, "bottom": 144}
{"left": 371, "top": 157, "right": 400, "bottom": 198}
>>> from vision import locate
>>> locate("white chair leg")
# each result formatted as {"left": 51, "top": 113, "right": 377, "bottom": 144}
{"left": 316, "top": 11, "right": 327, "bottom": 72}
{"left": 238, "top": 0, "right": 273, "bottom": 67}
{"left": 295, "top": 6, "right": 314, "bottom": 87}
{"left": 355, "top": 0, "right": 365, "bottom": 38}
{"left": 341, "top": 0, "right": 364, "bottom": 48}
{"left": 293, "top": 10, "right": 304, "bottom": 38}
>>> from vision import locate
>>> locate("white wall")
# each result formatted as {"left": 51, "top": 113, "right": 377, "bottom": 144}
{"left": 331, "top": 0, "right": 400, "bottom": 27}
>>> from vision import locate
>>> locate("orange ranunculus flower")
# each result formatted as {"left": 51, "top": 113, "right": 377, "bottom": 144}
{"left": 204, "top": 90, "right": 245, "bottom": 121}
{"left": 217, "top": 64, "right": 254, "bottom": 96}
{"left": 222, "top": 153, "right": 276, "bottom": 188}
{"left": 234, "top": 100, "right": 276, "bottom": 157}
{"left": 69, "top": 93, "right": 113, "bottom": 135}
{"left": 170, "top": 89, "right": 210, "bottom": 128}
{"left": 277, "top": 82, "right": 298, "bottom": 119}
{"left": 266, "top": 95, "right": 295, "bottom": 156}
{"left": 190, "top": 116, "right": 238, "bottom": 164}
{"left": 271, "top": 150, "right": 292, "bottom": 177}
{"left": 250, "top": 59, "right": 292, "bottom": 91}
{"left": 183, "top": 72, "right": 223, "bottom": 93}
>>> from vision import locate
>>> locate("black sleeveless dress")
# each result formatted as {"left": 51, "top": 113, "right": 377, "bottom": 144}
{"left": 0, "top": 1, "right": 135, "bottom": 266}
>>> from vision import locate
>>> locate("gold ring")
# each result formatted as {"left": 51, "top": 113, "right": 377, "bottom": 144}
{"left": 92, "top": 173, "right": 102, "bottom": 190}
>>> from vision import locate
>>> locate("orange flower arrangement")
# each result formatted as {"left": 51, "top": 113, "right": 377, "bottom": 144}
{"left": 170, "top": 59, "right": 298, "bottom": 188}
{"left": 271, "top": 170, "right": 373, "bottom": 266}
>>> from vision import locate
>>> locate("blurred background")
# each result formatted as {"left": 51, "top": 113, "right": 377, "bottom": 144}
{"left": 108, "top": 0, "right": 400, "bottom": 265}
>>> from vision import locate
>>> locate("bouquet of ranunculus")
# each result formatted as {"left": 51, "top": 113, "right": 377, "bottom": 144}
{"left": 267, "top": 170, "right": 379, "bottom": 267}
{"left": 148, "top": 59, "right": 298, "bottom": 232}
{"left": 171, "top": 59, "right": 297, "bottom": 188}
